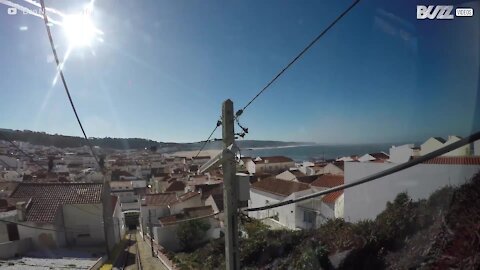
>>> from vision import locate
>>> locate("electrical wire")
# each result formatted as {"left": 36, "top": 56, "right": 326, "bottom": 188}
{"left": 235, "top": 0, "right": 361, "bottom": 119}
{"left": 193, "top": 120, "right": 222, "bottom": 159}
{"left": 0, "top": 132, "right": 48, "bottom": 171}
{"left": 157, "top": 211, "right": 223, "bottom": 226}
{"left": 38, "top": 0, "right": 102, "bottom": 171}
{"left": 0, "top": 218, "right": 102, "bottom": 233}
{"left": 246, "top": 130, "right": 480, "bottom": 211}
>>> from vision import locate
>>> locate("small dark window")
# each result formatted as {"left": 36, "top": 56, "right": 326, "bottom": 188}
{"left": 303, "top": 211, "right": 315, "bottom": 223}
{"left": 7, "top": 223, "right": 19, "bottom": 241}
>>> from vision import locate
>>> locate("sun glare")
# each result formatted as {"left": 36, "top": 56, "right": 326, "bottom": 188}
{"left": 62, "top": 13, "right": 97, "bottom": 47}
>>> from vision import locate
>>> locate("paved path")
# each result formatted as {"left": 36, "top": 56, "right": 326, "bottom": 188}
{"left": 136, "top": 232, "right": 168, "bottom": 270}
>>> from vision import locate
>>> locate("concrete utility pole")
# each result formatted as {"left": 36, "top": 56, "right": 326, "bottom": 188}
{"left": 101, "top": 175, "right": 113, "bottom": 257}
{"left": 148, "top": 209, "right": 155, "bottom": 257}
{"left": 222, "top": 99, "right": 240, "bottom": 270}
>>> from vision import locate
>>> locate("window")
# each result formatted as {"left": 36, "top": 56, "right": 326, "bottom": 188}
{"left": 303, "top": 210, "right": 315, "bottom": 223}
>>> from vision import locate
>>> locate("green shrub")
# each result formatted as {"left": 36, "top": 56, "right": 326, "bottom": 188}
{"left": 177, "top": 219, "right": 211, "bottom": 252}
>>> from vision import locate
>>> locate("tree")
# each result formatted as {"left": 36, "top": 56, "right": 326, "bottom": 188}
{"left": 177, "top": 219, "right": 211, "bottom": 252}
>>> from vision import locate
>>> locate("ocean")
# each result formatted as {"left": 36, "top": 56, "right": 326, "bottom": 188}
{"left": 240, "top": 143, "right": 396, "bottom": 162}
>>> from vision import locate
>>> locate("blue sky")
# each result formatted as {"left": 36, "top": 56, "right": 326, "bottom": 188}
{"left": 0, "top": 0, "right": 478, "bottom": 143}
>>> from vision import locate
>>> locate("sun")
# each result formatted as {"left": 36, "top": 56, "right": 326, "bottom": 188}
{"left": 62, "top": 13, "right": 97, "bottom": 47}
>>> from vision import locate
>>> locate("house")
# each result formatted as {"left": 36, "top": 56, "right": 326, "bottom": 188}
{"left": 139, "top": 191, "right": 202, "bottom": 236}
{"left": 154, "top": 205, "right": 221, "bottom": 252}
{"left": 476, "top": 140, "right": 480, "bottom": 156}
{"left": 442, "top": 135, "right": 471, "bottom": 156}
{"left": 420, "top": 137, "right": 446, "bottom": 156}
{"left": 358, "top": 152, "right": 389, "bottom": 163}
{"left": 164, "top": 180, "right": 186, "bottom": 196}
{"left": 205, "top": 193, "right": 224, "bottom": 226}
{"left": 336, "top": 155, "right": 359, "bottom": 162}
{"left": 246, "top": 156, "right": 295, "bottom": 175}
{"left": 276, "top": 169, "right": 319, "bottom": 184}
{"left": 4, "top": 182, "right": 117, "bottom": 253}
{"left": 310, "top": 175, "right": 345, "bottom": 219}
{"left": 248, "top": 177, "right": 322, "bottom": 230}
{"left": 344, "top": 156, "right": 480, "bottom": 222}
{"left": 389, "top": 144, "right": 420, "bottom": 164}
{"left": 321, "top": 162, "right": 344, "bottom": 176}
{"left": 111, "top": 195, "right": 126, "bottom": 245}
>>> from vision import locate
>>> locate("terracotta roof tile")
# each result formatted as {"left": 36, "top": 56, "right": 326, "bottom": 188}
{"left": 421, "top": 156, "right": 480, "bottom": 165}
{"left": 9, "top": 182, "right": 103, "bottom": 223}
{"left": 144, "top": 193, "right": 177, "bottom": 206}
{"left": 370, "top": 152, "right": 389, "bottom": 160}
{"left": 296, "top": 175, "right": 319, "bottom": 184}
{"left": 177, "top": 191, "right": 200, "bottom": 202}
{"left": 165, "top": 181, "right": 186, "bottom": 192}
{"left": 322, "top": 191, "right": 343, "bottom": 203}
{"left": 251, "top": 177, "right": 310, "bottom": 197}
{"left": 159, "top": 205, "right": 214, "bottom": 225}
{"left": 311, "top": 175, "right": 344, "bottom": 188}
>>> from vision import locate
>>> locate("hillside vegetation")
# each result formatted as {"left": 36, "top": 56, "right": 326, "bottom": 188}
{"left": 173, "top": 172, "right": 480, "bottom": 269}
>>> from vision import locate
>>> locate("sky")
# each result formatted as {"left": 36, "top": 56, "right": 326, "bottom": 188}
{"left": 0, "top": 0, "right": 479, "bottom": 144}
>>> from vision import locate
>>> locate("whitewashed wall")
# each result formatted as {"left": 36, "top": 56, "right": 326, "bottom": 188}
{"left": 344, "top": 162, "right": 480, "bottom": 222}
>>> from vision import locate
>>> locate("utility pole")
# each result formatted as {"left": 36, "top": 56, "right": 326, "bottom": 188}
{"left": 101, "top": 175, "right": 113, "bottom": 258}
{"left": 222, "top": 99, "right": 240, "bottom": 270}
{"left": 148, "top": 209, "right": 154, "bottom": 257}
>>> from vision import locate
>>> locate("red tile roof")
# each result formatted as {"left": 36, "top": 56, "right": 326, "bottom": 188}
{"left": 253, "top": 156, "right": 294, "bottom": 164}
{"left": 322, "top": 191, "right": 343, "bottom": 203}
{"left": 311, "top": 175, "right": 344, "bottom": 188}
{"left": 177, "top": 191, "right": 200, "bottom": 202}
{"left": 9, "top": 183, "right": 103, "bottom": 223}
{"left": 144, "top": 193, "right": 178, "bottom": 206}
{"left": 296, "top": 175, "right": 319, "bottom": 184}
{"left": 159, "top": 205, "right": 214, "bottom": 225}
{"left": 370, "top": 152, "right": 389, "bottom": 160}
{"left": 251, "top": 177, "right": 310, "bottom": 197}
{"left": 165, "top": 181, "right": 186, "bottom": 192}
{"left": 421, "top": 156, "right": 480, "bottom": 165}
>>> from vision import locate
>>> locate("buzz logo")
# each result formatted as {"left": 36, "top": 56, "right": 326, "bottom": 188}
{"left": 417, "top": 5, "right": 454, "bottom": 19}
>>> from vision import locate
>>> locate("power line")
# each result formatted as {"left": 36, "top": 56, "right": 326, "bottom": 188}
{"left": 38, "top": 0, "right": 101, "bottom": 171}
{"left": 245, "top": 130, "right": 480, "bottom": 212}
{"left": 157, "top": 211, "right": 223, "bottom": 226}
{"left": 193, "top": 120, "right": 222, "bottom": 159}
{"left": 235, "top": 0, "right": 361, "bottom": 119}
{"left": 0, "top": 218, "right": 102, "bottom": 233}
{"left": 0, "top": 132, "right": 48, "bottom": 171}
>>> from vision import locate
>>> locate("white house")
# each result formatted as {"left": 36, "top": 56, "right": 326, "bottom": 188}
{"left": 246, "top": 156, "right": 295, "bottom": 175}
{"left": 420, "top": 137, "right": 446, "bottom": 156}
{"left": 310, "top": 175, "right": 345, "bottom": 220}
{"left": 442, "top": 135, "right": 470, "bottom": 156}
{"left": 476, "top": 140, "right": 480, "bottom": 156}
{"left": 389, "top": 144, "right": 419, "bottom": 164}
{"left": 358, "top": 152, "right": 389, "bottom": 163}
{"left": 5, "top": 183, "right": 117, "bottom": 253}
{"left": 322, "top": 162, "right": 344, "bottom": 176}
{"left": 139, "top": 191, "right": 202, "bottom": 236}
{"left": 154, "top": 205, "right": 221, "bottom": 252}
{"left": 344, "top": 156, "right": 480, "bottom": 222}
{"left": 249, "top": 177, "right": 328, "bottom": 230}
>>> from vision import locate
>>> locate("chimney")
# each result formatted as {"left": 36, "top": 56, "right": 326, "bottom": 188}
{"left": 16, "top": 201, "right": 27, "bottom": 222}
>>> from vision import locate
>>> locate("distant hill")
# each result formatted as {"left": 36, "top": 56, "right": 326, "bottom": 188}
{"left": 0, "top": 129, "right": 308, "bottom": 152}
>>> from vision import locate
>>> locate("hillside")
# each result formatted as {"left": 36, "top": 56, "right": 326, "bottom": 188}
{"left": 172, "top": 172, "right": 480, "bottom": 269}
{"left": 0, "top": 129, "right": 307, "bottom": 151}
